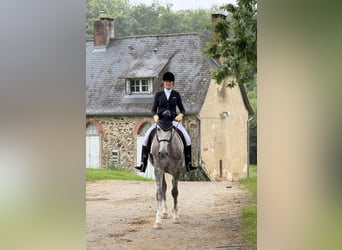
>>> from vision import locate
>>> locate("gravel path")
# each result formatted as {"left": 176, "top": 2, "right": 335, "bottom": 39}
{"left": 86, "top": 177, "right": 253, "bottom": 250}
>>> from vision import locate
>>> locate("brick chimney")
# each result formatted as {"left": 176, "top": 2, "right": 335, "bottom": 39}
{"left": 211, "top": 14, "right": 227, "bottom": 64}
{"left": 94, "top": 17, "right": 114, "bottom": 47}
{"left": 211, "top": 14, "right": 226, "bottom": 42}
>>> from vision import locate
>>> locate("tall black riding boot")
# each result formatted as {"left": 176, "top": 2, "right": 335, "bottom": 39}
{"left": 184, "top": 145, "right": 197, "bottom": 172}
{"left": 135, "top": 145, "right": 149, "bottom": 172}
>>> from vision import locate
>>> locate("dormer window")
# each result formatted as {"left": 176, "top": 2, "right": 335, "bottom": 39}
{"left": 126, "top": 78, "right": 153, "bottom": 95}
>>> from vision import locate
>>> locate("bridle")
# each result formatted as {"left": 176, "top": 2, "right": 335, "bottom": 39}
{"left": 156, "top": 121, "right": 180, "bottom": 143}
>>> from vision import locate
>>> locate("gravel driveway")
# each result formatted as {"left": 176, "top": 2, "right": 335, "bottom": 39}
{"left": 86, "top": 177, "right": 253, "bottom": 250}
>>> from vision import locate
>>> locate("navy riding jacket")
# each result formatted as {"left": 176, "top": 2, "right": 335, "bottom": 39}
{"left": 151, "top": 89, "right": 186, "bottom": 121}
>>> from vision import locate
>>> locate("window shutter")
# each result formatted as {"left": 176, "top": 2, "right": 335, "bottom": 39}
{"left": 148, "top": 79, "right": 153, "bottom": 94}
{"left": 126, "top": 80, "right": 131, "bottom": 94}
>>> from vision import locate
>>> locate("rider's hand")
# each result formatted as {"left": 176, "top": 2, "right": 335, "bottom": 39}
{"left": 175, "top": 113, "right": 184, "bottom": 122}
{"left": 153, "top": 115, "right": 159, "bottom": 122}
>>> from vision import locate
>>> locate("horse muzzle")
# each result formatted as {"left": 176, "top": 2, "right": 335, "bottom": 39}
{"left": 158, "top": 150, "right": 168, "bottom": 158}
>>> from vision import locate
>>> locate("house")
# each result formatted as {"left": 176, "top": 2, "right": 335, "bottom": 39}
{"left": 86, "top": 15, "right": 254, "bottom": 181}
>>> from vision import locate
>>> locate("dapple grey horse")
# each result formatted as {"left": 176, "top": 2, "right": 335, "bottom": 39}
{"left": 149, "top": 121, "right": 184, "bottom": 229}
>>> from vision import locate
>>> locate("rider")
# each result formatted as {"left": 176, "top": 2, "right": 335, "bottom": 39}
{"left": 135, "top": 71, "right": 198, "bottom": 173}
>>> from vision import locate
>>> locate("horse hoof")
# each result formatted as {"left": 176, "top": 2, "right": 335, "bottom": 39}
{"left": 161, "top": 213, "right": 168, "bottom": 219}
{"left": 173, "top": 218, "right": 180, "bottom": 224}
{"left": 153, "top": 223, "right": 162, "bottom": 229}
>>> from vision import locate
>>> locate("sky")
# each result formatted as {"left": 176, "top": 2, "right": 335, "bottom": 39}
{"left": 130, "top": 0, "right": 237, "bottom": 11}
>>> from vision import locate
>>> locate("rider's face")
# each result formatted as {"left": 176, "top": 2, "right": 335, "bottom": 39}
{"left": 163, "top": 80, "right": 173, "bottom": 89}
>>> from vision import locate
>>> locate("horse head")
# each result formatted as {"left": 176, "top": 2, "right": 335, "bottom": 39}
{"left": 156, "top": 120, "right": 174, "bottom": 158}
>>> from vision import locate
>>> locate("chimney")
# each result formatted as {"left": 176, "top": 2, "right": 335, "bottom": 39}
{"left": 211, "top": 14, "right": 227, "bottom": 64}
{"left": 211, "top": 13, "right": 226, "bottom": 23}
{"left": 94, "top": 16, "right": 114, "bottom": 47}
{"left": 211, "top": 14, "right": 226, "bottom": 42}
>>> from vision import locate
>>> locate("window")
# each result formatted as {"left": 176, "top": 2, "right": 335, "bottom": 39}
{"left": 86, "top": 123, "right": 98, "bottom": 136}
{"left": 112, "top": 150, "right": 120, "bottom": 166}
{"left": 126, "top": 78, "right": 152, "bottom": 95}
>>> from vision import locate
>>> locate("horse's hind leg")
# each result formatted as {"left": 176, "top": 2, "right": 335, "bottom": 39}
{"left": 161, "top": 175, "right": 168, "bottom": 219}
{"left": 171, "top": 178, "right": 180, "bottom": 223}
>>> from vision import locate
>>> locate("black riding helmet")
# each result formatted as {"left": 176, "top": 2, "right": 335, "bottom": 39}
{"left": 162, "top": 72, "right": 175, "bottom": 82}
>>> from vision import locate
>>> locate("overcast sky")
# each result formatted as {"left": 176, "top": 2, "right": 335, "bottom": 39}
{"left": 130, "top": 0, "right": 236, "bottom": 11}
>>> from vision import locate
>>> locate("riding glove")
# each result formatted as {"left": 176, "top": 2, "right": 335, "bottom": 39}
{"left": 175, "top": 113, "right": 184, "bottom": 121}
{"left": 153, "top": 115, "right": 159, "bottom": 122}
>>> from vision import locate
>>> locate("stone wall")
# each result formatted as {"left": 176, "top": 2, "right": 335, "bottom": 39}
{"left": 86, "top": 115, "right": 200, "bottom": 172}
{"left": 87, "top": 116, "right": 136, "bottom": 170}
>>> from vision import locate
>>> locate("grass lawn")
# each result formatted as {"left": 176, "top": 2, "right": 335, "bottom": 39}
{"left": 86, "top": 167, "right": 152, "bottom": 181}
{"left": 239, "top": 165, "right": 257, "bottom": 250}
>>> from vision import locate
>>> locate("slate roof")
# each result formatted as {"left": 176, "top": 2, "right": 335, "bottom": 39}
{"left": 86, "top": 33, "right": 214, "bottom": 115}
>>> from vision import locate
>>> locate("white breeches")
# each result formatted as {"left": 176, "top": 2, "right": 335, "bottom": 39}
{"left": 143, "top": 121, "right": 191, "bottom": 146}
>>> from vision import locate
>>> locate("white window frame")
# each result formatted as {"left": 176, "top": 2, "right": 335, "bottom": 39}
{"left": 126, "top": 78, "right": 153, "bottom": 95}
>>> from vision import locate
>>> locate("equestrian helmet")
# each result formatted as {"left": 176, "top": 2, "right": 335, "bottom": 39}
{"left": 162, "top": 72, "right": 175, "bottom": 82}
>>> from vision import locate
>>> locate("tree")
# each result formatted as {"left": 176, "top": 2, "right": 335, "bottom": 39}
{"left": 202, "top": 0, "right": 257, "bottom": 88}
{"left": 247, "top": 79, "right": 257, "bottom": 164}
{"left": 86, "top": 0, "right": 213, "bottom": 42}
{"left": 86, "top": 0, "right": 130, "bottom": 40}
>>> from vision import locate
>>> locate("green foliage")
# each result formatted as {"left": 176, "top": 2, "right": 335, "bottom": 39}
{"left": 241, "top": 205, "right": 257, "bottom": 249}
{"left": 86, "top": 0, "right": 213, "bottom": 42}
{"left": 247, "top": 79, "right": 257, "bottom": 164}
{"left": 202, "top": 0, "right": 257, "bottom": 87}
{"left": 86, "top": 0, "right": 130, "bottom": 40}
{"left": 239, "top": 165, "right": 257, "bottom": 200}
{"left": 86, "top": 167, "right": 152, "bottom": 181}
{"left": 239, "top": 165, "right": 257, "bottom": 249}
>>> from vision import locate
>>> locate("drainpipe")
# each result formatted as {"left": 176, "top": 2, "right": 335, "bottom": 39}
{"left": 247, "top": 115, "right": 254, "bottom": 177}
{"left": 195, "top": 114, "right": 201, "bottom": 168}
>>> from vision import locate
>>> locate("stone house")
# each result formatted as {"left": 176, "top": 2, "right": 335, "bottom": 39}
{"left": 86, "top": 16, "right": 254, "bottom": 181}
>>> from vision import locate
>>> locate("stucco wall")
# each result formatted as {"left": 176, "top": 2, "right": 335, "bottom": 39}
{"left": 199, "top": 77, "right": 249, "bottom": 181}
{"left": 86, "top": 115, "right": 200, "bottom": 172}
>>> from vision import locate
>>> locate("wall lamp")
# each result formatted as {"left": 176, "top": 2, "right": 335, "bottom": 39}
{"left": 220, "top": 111, "right": 230, "bottom": 119}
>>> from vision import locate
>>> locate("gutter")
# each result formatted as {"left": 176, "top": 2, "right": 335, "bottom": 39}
{"left": 195, "top": 114, "right": 201, "bottom": 168}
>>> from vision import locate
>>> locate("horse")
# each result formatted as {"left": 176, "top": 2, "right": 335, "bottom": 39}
{"left": 149, "top": 120, "right": 184, "bottom": 229}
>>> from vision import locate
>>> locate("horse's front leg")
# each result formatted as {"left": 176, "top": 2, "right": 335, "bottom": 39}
{"left": 161, "top": 174, "right": 168, "bottom": 219}
{"left": 153, "top": 171, "right": 164, "bottom": 229}
{"left": 171, "top": 177, "right": 180, "bottom": 223}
